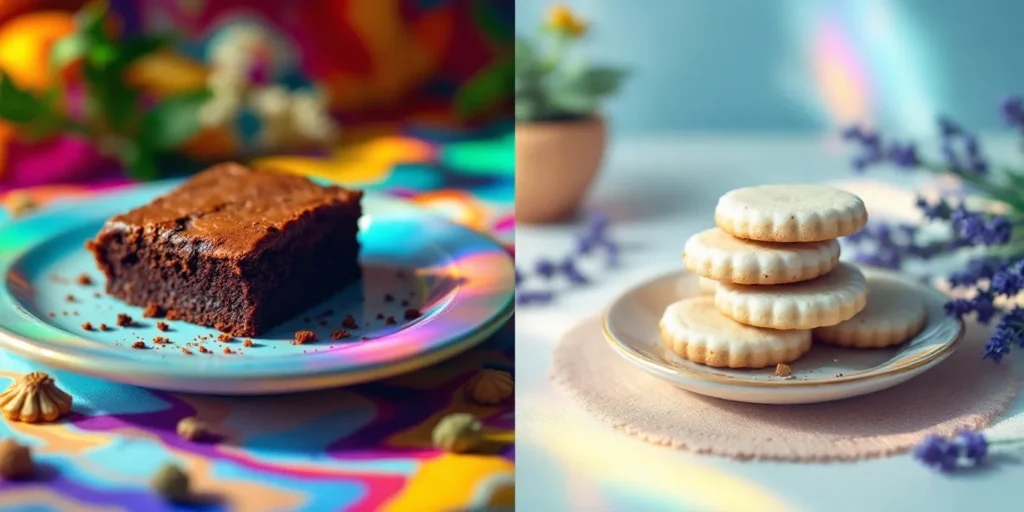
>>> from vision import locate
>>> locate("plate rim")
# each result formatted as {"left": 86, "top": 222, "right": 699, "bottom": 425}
{"left": 601, "top": 268, "right": 965, "bottom": 389}
{"left": 0, "top": 180, "right": 514, "bottom": 393}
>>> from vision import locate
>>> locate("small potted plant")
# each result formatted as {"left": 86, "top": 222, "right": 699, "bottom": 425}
{"left": 515, "top": 5, "right": 628, "bottom": 223}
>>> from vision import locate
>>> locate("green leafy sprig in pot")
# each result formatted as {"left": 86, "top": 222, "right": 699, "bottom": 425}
{"left": 0, "top": 2, "right": 209, "bottom": 180}
{"left": 515, "top": 5, "right": 628, "bottom": 123}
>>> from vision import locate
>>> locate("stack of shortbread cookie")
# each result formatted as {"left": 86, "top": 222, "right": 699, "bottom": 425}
{"left": 660, "top": 184, "right": 928, "bottom": 369}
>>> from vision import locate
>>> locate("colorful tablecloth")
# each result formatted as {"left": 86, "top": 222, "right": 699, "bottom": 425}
{"left": 0, "top": 126, "right": 515, "bottom": 512}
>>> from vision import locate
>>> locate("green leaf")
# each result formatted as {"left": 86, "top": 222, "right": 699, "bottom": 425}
{"left": 472, "top": 0, "right": 513, "bottom": 43}
{"left": 50, "top": 34, "right": 89, "bottom": 74}
{"left": 564, "top": 66, "right": 628, "bottom": 97}
{"left": 118, "top": 35, "right": 171, "bottom": 66}
{"left": 0, "top": 71, "right": 44, "bottom": 123}
{"left": 75, "top": 2, "right": 110, "bottom": 43}
{"left": 117, "top": 139, "right": 160, "bottom": 181}
{"left": 515, "top": 37, "right": 539, "bottom": 74}
{"left": 141, "top": 89, "right": 211, "bottom": 150}
{"left": 546, "top": 87, "right": 598, "bottom": 117}
{"left": 454, "top": 59, "right": 513, "bottom": 119}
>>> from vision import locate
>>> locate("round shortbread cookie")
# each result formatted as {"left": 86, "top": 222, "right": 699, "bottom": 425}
{"left": 698, "top": 276, "right": 719, "bottom": 294}
{"left": 715, "top": 263, "right": 868, "bottom": 330}
{"left": 659, "top": 297, "right": 811, "bottom": 368}
{"left": 683, "top": 228, "right": 840, "bottom": 285}
{"left": 813, "top": 276, "right": 927, "bottom": 348}
{"left": 715, "top": 184, "right": 868, "bottom": 242}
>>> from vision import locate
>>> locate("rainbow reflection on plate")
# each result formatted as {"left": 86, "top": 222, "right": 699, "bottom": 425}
{"left": 0, "top": 181, "right": 514, "bottom": 394}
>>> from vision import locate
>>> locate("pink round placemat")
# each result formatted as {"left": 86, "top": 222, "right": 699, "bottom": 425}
{"left": 551, "top": 317, "right": 1020, "bottom": 461}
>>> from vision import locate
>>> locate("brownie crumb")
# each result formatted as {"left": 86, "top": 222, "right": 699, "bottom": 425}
{"left": 403, "top": 308, "right": 421, "bottom": 320}
{"left": 142, "top": 304, "right": 163, "bottom": 318}
{"left": 331, "top": 330, "right": 345, "bottom": 340}
{"left": 48, "top": 312, "right": 55, "bottom": 318}
{"left": 93, "top": 292, "right": 101, "bottom": 298}
{"left": 72, "top": 311, "right": 79, "bottom": 316}
{"left": 131, "top": 341, "right": 147, "bottom": 349}
{"left": 217, "top": 333, "right": 233, "bottom": 342}
{"left": 99, "top": 323, "right": 108, "bottom": 331}
{"left": 243, "top": 339, "right": 253, "bottom": 347}
{"left": 156, "top": 322, "right": 169, "bottom": 332}
{"left": 65, "top": 294, "right": 75, "bottom": 302}
{"left": 319, "top": 320, "right": 328, "bottom": 327}
{"left": 182, "top": 349, "right": 193, "bottom": 355}
{"left": 198, "top": 346, "right": 210, "bottom": 354}
{"left": 400, "top": 300, "right": 410, "bottom": 307}
{"left": 376, "top": 313, "right": 384, "bottom": 320}
{"left": 76, "top": 274, "right": 92, "bottom": 286}
{"left": 153, "top": 336, "right": 170, "bottom": 344}
{"left": 293, "top": 330, "right": 317, "bottom": 345}
{"left": 61, "top": 310, "right": 68, "bottom": 316}
{"left": 165, "top": 310, "right": 182, "bottom": 321}
{"left": 342, "top": 315, "right": 358, "bottom": 329}
{"left": 223, "top": 347, "right": 234, "bottom": 355}
{"left": 116, "top": 313, "right": 133, "bottom": 327}
{"left": 81, "top": 322, "right": 93, "bottom": 331}
{"left": 775, "top": 364, "right": 792, "bottom": 377}
{"left": 384, "top": 293, "right": 394, "bottom": 302}
{"left": 385, "top": 316, "right": 396, "bottom": 325}
{"left": 361, "top": 336, "right": 368, "bottom": 340}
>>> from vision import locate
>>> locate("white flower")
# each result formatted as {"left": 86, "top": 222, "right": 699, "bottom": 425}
{"left": 198, "top": 96, "right": 241, "bottom": 128}
{"left": 207, "top": 68, "right": 249, "bottom": 98}
{"left": 248, "top": 85, "right": 292, "bottom": 120}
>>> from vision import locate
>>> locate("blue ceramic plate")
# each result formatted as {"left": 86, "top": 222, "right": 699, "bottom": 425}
{"left": 0, "top": 181, "right": 514, "bottom": 394}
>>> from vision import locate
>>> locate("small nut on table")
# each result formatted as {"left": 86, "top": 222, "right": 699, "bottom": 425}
{"left": 6, "top": 192, "right": 37, "bottom": 218}
{"left": 775, "top": 363, "right": 792, "bottom": 377}
{"left": 152, "top": 463, "right": 190, "bottom": 502}
{"left": 432, "top": 413, "right": 483, "bottom": 453}
{"left": 465, "top": 369, "right": 513, "bottom": 405}
{"left": 176, "top": 417, "right": 210, "bottom": 441}
{"left": 0, "top": 439, "right": 33, "bottom": 479}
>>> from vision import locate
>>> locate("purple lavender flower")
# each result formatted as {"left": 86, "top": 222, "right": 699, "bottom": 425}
{"left": 990, "top": 270, "right": 1024, "bottom": 296}
{"left": 559, "top": 258, "right": 589, "bottom": 285}
{"left": 944, "top": 298, "right": 974, "bottom": 318}
{"left": 535, "top": 258, "right": 557, "bottom": 280}
{"left": 1000, "top": 95, "right": 1024, "bottom": 131}
{"left": 913, "top": 434, "right": 960, "bottom": 471}
{"left": 956, "top": 430, "right": 988, "bottom": 464}
{"left": 983, "top": 332, "right": 1012, "bottom": 362}
{"left": 888, "top": 142, "right": 920, "bottom": 168}
{"left": 915, "top": 196, "right": 952, "bottom": 220}
{"left": 948, "top": 257, "right": 1005, "bottom": 288}
{"left": 576, "top": 234, "right": 597, "bottom": 255}
{"left": 938, "top": 116, "right": 962, "bottom": 137}
{"left": 516, "top": 290, "right": 554, "bottom": 305}
{"left": 973, "top": 293, "right": 997, "bottom": 324}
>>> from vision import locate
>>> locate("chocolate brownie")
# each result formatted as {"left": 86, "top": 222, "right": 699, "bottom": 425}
{"left": 86, "top": 163, "right": 362, "bottom": 336}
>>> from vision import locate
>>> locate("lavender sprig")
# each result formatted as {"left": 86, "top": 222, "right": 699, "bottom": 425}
{"left": 911, "top": 430, "right": 1024, "bottom": 473}
{"left": 515, "top": 213, "right": 621, "bottom": 305}
{"left": 842, "top": 97, "right": 1024, "bottom": 361}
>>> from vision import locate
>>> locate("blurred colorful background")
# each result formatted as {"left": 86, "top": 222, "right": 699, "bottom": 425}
{"left": 515, "top": 0, "right": 1022, "bottom": 136}
{"left": 0, "top": 0, "right": 514, "bottom": 250}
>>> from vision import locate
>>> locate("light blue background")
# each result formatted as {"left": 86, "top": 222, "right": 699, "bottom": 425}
{"left": 516, "top": 0, "right": 1024, "bottom": 135}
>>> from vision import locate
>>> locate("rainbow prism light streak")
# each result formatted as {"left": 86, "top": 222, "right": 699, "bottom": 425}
{"left": 800, "top": 0, "right": 937, "bottom": 135}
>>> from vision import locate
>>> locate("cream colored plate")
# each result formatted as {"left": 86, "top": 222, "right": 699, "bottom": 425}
{"left": 602, "top": 267, "right": 964, "bottom": 404}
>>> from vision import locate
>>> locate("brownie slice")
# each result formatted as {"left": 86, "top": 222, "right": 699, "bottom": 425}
{"left": 86, "top": 163, "right": 362, "bottom": 336}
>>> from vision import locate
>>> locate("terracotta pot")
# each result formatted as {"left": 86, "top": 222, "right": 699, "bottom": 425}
{"left": 516, "top": 116, "right": 606, "bottom": 223}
